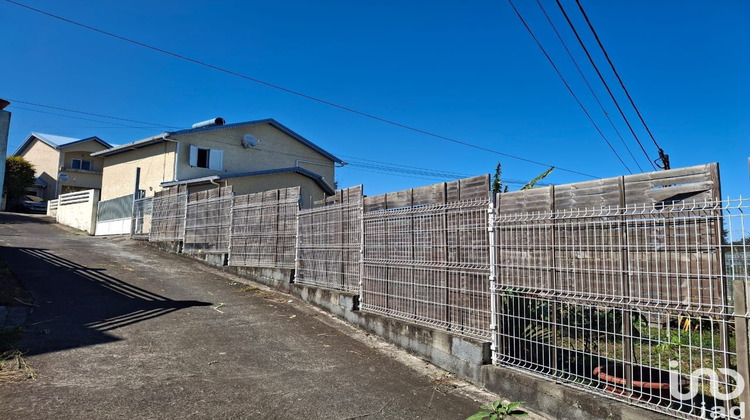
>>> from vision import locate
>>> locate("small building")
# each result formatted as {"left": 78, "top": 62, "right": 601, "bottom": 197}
{"left": 12, "top": 133, "right": 112, "bottom": 200}
{"left": 92, "top": 118, "right": 342, "bottom": 207}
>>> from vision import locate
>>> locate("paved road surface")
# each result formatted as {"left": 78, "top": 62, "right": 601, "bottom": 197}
{"left": 0, "top": 213, "right": 513, "bottom": 419}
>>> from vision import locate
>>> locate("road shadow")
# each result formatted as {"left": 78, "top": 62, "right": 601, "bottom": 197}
{"left": 0, "top": 246, "right": 211, "bottom": 356}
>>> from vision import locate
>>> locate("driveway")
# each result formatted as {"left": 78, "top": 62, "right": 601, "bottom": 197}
{"left": 0, "top": 213, "right": 509, "bottom": 419}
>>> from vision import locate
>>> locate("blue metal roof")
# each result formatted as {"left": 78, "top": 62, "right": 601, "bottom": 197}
{"left": 13, "top": 132, "right": 112, "bottom": 156}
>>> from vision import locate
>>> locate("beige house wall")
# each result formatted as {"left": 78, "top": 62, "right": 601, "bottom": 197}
{"left": 201, "top": 172, "right": 326, "bottom": 209}
{"left": 175, "top": 124, "right": 335, "bottom": 187}
{"left": 16, "top": 138, "right": 60, "bottom": 201}
{"left": 100, "top": 142, "right": 177, "bottom": 201}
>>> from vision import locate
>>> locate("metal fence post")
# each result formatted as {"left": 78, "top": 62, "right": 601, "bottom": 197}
{"left": 294, "top": 199, "right": 301, "bottom": 283}
{"left": 488, "top": 196, "right": 499, "bottom": 365}
{"left": 130, "top": 167, "right": 140, "bottom": 237}
{"left": 733, "top": 279, "right": 750, "bottom": 411}
{"left": 359, "top": 202, "right": 365, "bottom": 308}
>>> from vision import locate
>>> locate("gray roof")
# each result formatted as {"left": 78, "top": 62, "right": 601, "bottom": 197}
{"left": 14, "top": 132, "right": 112, "bottom": 156}
{"left": 92, "top": 118, "right": 342, "bottom": 163}
{"left": 160, "top": 166, "right": 335, "bottom": 196}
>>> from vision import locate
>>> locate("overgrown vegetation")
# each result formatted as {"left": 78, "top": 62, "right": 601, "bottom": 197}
{"left": 467, "top": 401, "right": 527, "bottom": 420}
{"left": 3, "top": 156, "right": 36, "bottom": 200}
{"left": 492, "top": 163, "right": 554, "bottom": 195}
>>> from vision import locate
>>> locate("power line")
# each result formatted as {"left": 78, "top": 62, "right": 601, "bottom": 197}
{"left": 9, "top": 105, "right": 159, "bottom": 129}
{"left": 507, "top": 0, "right": 632, "bottom": 174}
{"left": 9, "top": 99, "right": 549, "bottom": 184}
{"left": 3, "top": 0, "right": 600, "bottom": 179}
{"left": 554, "top": 0, "right": 656, "bottom": 170}
{"left": 8, "top": 99, "right": 178, "bottom": 128}
{"left": 574, "top": 0, "right": 669, "bottom": 169}
{"left": 535, "top": 0, "right": 643, "bottom": 172}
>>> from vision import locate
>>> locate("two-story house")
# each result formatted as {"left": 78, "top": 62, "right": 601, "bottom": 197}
{"left": 92, "top": 118, "right": 342, "bottom": 208}
{"left": 12, "top": 133, "right": 112, "bottom": 200}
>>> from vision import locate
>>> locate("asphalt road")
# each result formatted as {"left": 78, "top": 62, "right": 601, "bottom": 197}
{"left": 0, "top": 213, "right": 508, "bottom": 419}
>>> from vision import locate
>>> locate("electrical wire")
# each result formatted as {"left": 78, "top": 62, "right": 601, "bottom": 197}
{"left": 8, "top": 98, "right": 551, "bottom": 184}
{"left": 507, "top": 0, "right": 632, "bottom": 174}
{"left": 8, "top": 105, "right": 160, "bottom": 129}
{"left": 574, "top": 0, "right": 669, "bottom": 169}
{"left": 554, "top": 0, "right": 656, "bottom": 170}
{"left": 7, "top": 99, "right": 178, "bottom": 128}
{"left": 535, "top": 0, "right": 643, "bottom": 172}
{"left": 3, "top": 0, "right": 600, "bottom": 179}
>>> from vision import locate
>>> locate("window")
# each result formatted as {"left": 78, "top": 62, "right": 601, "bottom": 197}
{"left": 71, "top": 158, "right": 92, "bottom": 171}
{"left": 189, "top": 145, "right": 223, "bottom": 170}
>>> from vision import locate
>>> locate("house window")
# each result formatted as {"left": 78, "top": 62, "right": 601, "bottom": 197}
{"left": 189, "top": 145, "right": 223, "bottom": 170}
{"left": 71, "top": 158, "right": 93, "bottom": 171}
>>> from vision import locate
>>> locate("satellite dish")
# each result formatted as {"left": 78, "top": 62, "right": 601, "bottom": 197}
{"left": 241, "top": 134, "right": 259, "bottom": 148}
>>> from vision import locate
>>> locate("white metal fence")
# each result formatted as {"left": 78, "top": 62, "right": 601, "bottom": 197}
{"left": 492, "top": 198, "right": 748, "bottom": 419}
{"left": 132, "top": 196, "right": 153, "bottom": 238}
{"left": 150, "top": 186, "right": 187, "bottom": 242}
{"left": 362, "top": 199, "right": 492, "bottom": 340}
{"left": 183, "top": 187, "right": 233, "bottom": 254}
{"left": 228, "top": 187, "right": 300, "bottom": 269}
{"left": 296, "top": 186, "right": 363, "bottom": 292}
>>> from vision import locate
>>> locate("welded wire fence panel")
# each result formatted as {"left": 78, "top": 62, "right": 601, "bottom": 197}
{"left": 493, "top": 198, "right": 749, "bottom": 419}
{"left": 132, "top": 196, "right": 153, "bottom": 238}
{"left": 229, "top": 187, "right": 300, "bottom": 269}
{"left": 362, "top": 199, "right": 491, "bottom": 340}
{"left": 183, "top": 187, "right": 233, "bottom": 254}
{"left": 150, "top": 186, "right": 187, "bottom": 242}
{"left": 495, "top": 202, "right": 726, "bottom": 314}
{"left": 296, "top": 197, "right": 362, "bottom": 292}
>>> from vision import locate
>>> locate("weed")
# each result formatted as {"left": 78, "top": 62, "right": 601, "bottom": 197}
{"left": 467, "top": 401, "right": 527, "bottom": 420}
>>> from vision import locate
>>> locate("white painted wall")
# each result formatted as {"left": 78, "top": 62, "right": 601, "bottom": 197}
{"left": 56, "top": 189, "right": 99, "bottom": 235}
{"left": 95, "top": 218, "right": 131, "bottom": 236}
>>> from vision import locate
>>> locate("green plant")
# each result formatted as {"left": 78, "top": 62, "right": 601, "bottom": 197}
{"left": 3, "top": 156, "right": 36, "bottom": 200}
{"left": 466, "top": 401, "right": 527, "bottom": 420}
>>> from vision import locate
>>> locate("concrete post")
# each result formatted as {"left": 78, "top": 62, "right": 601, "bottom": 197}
{"left": 0, "top": 99, "right": 11, "bottom": 208}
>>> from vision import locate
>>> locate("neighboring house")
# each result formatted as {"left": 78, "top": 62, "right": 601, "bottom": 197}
{"left": 12, "top": 133, "right": 112, "bottom": 201}
{"left": 92, "top": 118, "right": 342, "bottom": 207}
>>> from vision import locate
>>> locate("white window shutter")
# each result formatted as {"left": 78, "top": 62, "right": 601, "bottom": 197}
{"left": 209, "top": 149, "right": 223, "bottom": 171}
{"left": 189, "top": 145, "right": 198, "bottom": 167}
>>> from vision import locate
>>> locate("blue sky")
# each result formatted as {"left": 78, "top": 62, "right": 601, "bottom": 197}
{"left": 1, "top": 0, "right": 748, "bottom": 197}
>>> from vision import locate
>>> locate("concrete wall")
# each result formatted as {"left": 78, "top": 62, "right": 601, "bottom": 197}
{"left": 16, "top": 138, "right": 59, "bottom": 201}
{"left": 100, "top": 142, "right": 177, "bottom": 201}
{"left": 174, "top": 123, "right": 335, "bottom": 185}
{"left": 56, "top": 189, "right": 99, "bottom": 235}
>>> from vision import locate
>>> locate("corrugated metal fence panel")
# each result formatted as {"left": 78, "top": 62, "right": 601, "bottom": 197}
{"left": 228, "top": 186, "right": 300, "bottom": 269}
{"left": 296, "top": 186, "right": 363, "bottom": 292}
{"left": 96, "top": 194, "right": 134, "bottom": 222}
{"left": 183, "top": 186, "right": 234, "bottom": 254}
